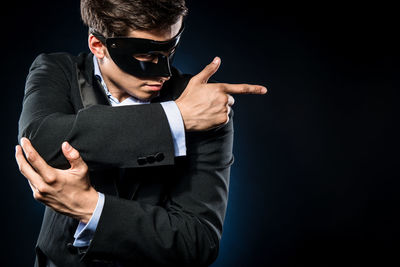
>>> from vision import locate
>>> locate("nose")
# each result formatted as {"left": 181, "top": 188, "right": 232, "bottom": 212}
{"left": 159, "top": 76, "right": 171, "bottom": 82}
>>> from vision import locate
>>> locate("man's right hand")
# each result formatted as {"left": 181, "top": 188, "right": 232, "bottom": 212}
{"left": 175, "top": 57, "right": 267, "bottom": 131}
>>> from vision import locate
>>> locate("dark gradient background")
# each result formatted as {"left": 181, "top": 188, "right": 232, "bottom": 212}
{"left": 1, "top": 1, "right": 399, "bottom": 266}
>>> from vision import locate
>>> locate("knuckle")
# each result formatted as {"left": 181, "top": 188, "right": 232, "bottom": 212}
{"left": 80, "top": 163, "right": 88, "bottom": 173}
{"left": 219, "top": 114, "right": 229, "bottom": 124}
{"left": 34, "top": 192, "right": 43, "bottom": 201}
{"left": 223, "top": 94, "right": 229, "bottom": 104}
{"left": 26, "top": 151, "right": 36, "bottom": 162}
{"left": 73, "top": 149, "right": 81, "bottom": 158}
{"left": 45, "top": 174, "right": 57, "bottom": 184}
{"left": 215, "top": 84, "right": 224, "bottom": 92}
{"left": 82, "top": 163, "right": 89, "bottom": 173}
{"left": 68, "top": 150, "right": 79, "bottom": 160}
{"left": 219, "top": 94, "right": 229, "bottom": 104}
{"left": 36, "top": 185, "right": 47, "bottom": 194}
{"left": 76, "top": 165, "right": 88, "bottom": 175}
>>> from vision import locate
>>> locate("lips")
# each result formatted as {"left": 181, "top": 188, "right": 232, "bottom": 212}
{"left": 145, "top": 83, "right": 163, "bottom": 91}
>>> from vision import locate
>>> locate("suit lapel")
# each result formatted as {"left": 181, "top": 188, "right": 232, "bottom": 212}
{"left": 77, "top": 53, "right": 110, "bottom": 108}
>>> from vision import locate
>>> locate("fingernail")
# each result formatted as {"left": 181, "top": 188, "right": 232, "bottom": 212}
{"left": 63, "top": 142, "right": 71, "bottom": 151}
{"left": 213, "top": 57, "right": 220, "bottom": 64}
{"left": 261, "top": 87, "right": 267, "bottom": 94}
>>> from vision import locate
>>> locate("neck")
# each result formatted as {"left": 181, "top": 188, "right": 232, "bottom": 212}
{"left": 103, "top": 78, "right": 131, "bottom": 102}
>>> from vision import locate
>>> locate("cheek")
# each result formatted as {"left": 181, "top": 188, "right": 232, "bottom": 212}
{"left": 119, "top": 74, "right": 143, "bottom": 89}
{"left": 100, "top": 55, "right": 148, "bottom": 93}
{"left": 103, "top": 57, "right": 126, "bottom": 79}
{"left": 106, "top": 61, "right": 143, "bottom": 88}
{"left": 102, "top": 56, "right": 120, "bottom": 75}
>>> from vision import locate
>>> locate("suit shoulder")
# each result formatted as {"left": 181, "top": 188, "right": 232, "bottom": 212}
{"left": 31, "top": 52, "right": 89, "bottom": 71}
{"left": 29, "top": 52, "right": 93, "bottom": 84}
{"left": 32, "top": 52, "right": 73, "bottom": 65}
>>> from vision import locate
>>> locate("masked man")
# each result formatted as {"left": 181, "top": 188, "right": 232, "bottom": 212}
{"left": 16, "top": 0, "right": 266, "bottom": 266}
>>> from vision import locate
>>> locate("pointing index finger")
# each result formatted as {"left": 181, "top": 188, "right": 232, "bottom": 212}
{"left": 220, "top": 83, "right": 268, "bottom": 95}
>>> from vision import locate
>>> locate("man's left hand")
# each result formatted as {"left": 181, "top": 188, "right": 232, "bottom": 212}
{"left": 15, "top": 138, "right": 98, "bottom": 224}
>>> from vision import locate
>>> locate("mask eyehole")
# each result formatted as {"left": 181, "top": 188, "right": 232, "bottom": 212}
{"left": 133, "top": 53, "right": 158, "bottom": 63}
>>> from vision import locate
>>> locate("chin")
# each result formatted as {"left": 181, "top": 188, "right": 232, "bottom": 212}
{"left": 132, "top": 91, "right": 159, "bottom": 102}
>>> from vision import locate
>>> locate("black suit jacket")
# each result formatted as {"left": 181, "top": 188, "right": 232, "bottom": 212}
{"left": 18, "top": 52, "right": 234, "bottom": 267}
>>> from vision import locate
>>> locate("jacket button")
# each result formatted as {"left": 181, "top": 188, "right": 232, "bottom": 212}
{"left": 146, "top": 155, "right": 156, "bottom": 164}
{"left": 137, "top": 157, "right": 147, "bottom": 165}
{"left": 155, "top": 152, "right": 165, "bottom": 162}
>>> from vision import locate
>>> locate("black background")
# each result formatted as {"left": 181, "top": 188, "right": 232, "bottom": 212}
{"left": 1, "top": 1, "right": 399, "bottom": 266}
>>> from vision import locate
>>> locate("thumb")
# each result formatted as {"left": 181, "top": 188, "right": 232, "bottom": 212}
{"left": 62, "top": 142, "right": 87, "bottom": 170}
{"left": 193, "top": 57, "right": 221, "bottom": 84}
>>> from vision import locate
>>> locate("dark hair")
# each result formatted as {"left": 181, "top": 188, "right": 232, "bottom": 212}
{"left": 81, "top": 0, "right": 188, "bottom": 37}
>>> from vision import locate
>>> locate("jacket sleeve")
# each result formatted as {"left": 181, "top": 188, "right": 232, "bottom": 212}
{"left": 83, "top": 111, "right": 234, "bottom": 266}
{"left": 18, "top": 53, "right": 175, "bottom": 169}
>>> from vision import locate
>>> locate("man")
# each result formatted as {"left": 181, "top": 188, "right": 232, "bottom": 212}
{"left": 16, "top": 0, "right": 267, "bottom": 266}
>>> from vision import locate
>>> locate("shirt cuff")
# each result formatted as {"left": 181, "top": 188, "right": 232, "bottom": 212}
{"left": 160, "top": 101, "right": 187, "bottom": 157}
{"left": 73, "top": 192, "right": 105, "bottom": 247}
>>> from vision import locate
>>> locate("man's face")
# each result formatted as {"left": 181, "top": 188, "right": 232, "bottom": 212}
{"left": 91, "top": 17, "right": 183, "bottom": 102}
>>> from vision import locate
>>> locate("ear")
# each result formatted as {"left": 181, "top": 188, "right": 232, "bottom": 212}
{"left": 88, "top": 34, "right": 107, "bottom": 59}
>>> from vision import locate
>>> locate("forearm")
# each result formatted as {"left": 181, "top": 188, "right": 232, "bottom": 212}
{"left": 84, "top": 195, "right": 222, "bottom": 266}
{"left": 19, "top": 104, "right": 175, "bottom": 169}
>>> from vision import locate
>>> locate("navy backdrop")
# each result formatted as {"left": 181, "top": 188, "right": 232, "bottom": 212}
{"left": 1, "top": 1, "right": 399, "bottom": 266}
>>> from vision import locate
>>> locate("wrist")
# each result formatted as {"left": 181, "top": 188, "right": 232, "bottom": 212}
{"left": 174, "top": 100, "right": 194, "bottom": 131}
{"left": 76, "top": 188, "right": 99, "bottom": 224}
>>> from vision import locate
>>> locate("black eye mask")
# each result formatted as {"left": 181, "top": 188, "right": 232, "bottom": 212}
{"left": 91, "top": 25, "right": 184, "bottom": 78}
